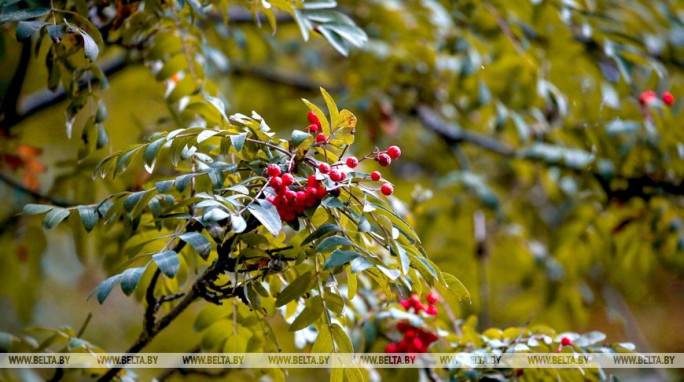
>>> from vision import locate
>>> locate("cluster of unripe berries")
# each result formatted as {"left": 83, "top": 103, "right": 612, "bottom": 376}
{"left": 307, "top": 111, "right": 400, "bottom": 197}
{"left": 385, "top": 293, "right": 440, "bottom": 354}
{"left": 264, "top": 164, "right": 327, "bottom": 222}
{"left": 639, "top": 90, "right": 675, "bottom": 106}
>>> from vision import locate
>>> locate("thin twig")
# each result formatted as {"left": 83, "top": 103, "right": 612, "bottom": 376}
{"left": 0, "top": 172, "right": 73, "bottom": 207}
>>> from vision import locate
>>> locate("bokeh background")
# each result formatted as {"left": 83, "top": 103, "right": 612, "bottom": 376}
{"left": 2, "top": 1, "right": 684, "bottom": 380}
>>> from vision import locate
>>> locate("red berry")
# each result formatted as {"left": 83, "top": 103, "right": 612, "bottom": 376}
{"left": 370, "top": 171, "right": 381, "bottom": 181}
{"left": 281, "top": 173, "right": 295, "bottom": 186}
{"left": 308, "top": 175, "right": 320, "bottom": 188}
{"left": 397, "top": 321, "right": 412, "bottom": 333}
{"left": 269, "top": 176, "right": 282, "bottom": 189}
{"left": 339, "top": 172, "right": 346, "bottom": 181}
{"left": 329, "top": 170, "right": 342, "bottom": 182}
{"left": 346, "top": 157, "right": 358, "bottom": 168}
{"left": 663, "top": 91, "right": 675, "bottom": 106}
{"left": 267, "top": 164, "right": 281, "bottom": 177}
{"left": 329, "top": 188, "right": 341, "bottom": 197}
{"left": 308, "top": 124, "right": 319, "bottom": 133}
{"left": 400, "top": 300, "right": 411, "bottom": 310}
{"left": 315, "top": 133, "right": 326, "bottom": 143}
{"left": 266, "top": 196, "right": 275, "bottom": 204}
{"left": 284, "top": 190, "right": 296, "bottom": 201}
{"left": 319, "top": 163, "right": 330, "bottom": 174}
{"left": 381, "top": 183, "right": 394, "bottom": 196}
{"left": 426, "top": 305, "right": 438, "bottom": 316}
{"left": 387, "top": 146, "right": 401, "bottom": 159}
{"left": 426, "top": 292, "right": 438, "bottom": 305}
{"left": 412, "top": 338, "right": 423, "bottom": 352}
{"left": 639, "top": 90, "right": 657, "bottom": 105}
{"left": 377, "top": 153, "right": 392, "bottom": 167}
{"left": 404, "top": 330, "right": 416, "bottom": 339}
{"left": 413, "top": 302, "right": 426, "bottom": 312}
{"left": 410, "top": 293, "right": 420, "bottom": 303}
{"left": 316, "top": 186, "right": 327, "bottom": 199}
{"left": 307, "top": 111, "right": 320, "bottom": 125}
{"left": 385, "top": 343, "right": 398, "bottom": 353}
{"left": 561, "top": 337, "right": 573, "bottom": 347}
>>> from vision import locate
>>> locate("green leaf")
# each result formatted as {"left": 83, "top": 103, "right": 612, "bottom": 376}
{"left": 320, "top": 87, "right": 339, "bottom": 130}
{"left": 22, "top": 204, "right": 53, "bottom": 215}
{"left": 312, "top": 326, "right": 333, "bottom": 353}
{"left": 230, "top": 133, "right": 247, "bottom": 152}
{"left": 144, "top": 138, "right": 165, "bottom": 168}
{"left": 275, "top": 271, "right": 313, "bottom": 307}
{"left": 194, "top": 305, "right": 228, "bottom": 331}
{"left": 43, "top": 208, "right": 70, "bottom": 229}
{"left": 90, "top": 274, "right": 122, "bottom": 304}
{"left": 120, "top": 266, "right": 147, "bottom": 295}
{"left": 153, "top": 250, "right": 180, "bottom": 278}
{"left": 77, "top": 28, "right": 99, "bottom": 61}
{"left": 156, "top": 180, "right": 175, "bottom": 192}
{"left": 230, "top": 214, "right": 247, "bottom": 233}
{"left": 291, "top": 130, "right": 311, "bottom": 149}
{"left": 0, "top": 7, "right": 50, "bottom": 24}
{"left": 316, "top": 235, "right": 353, "bottom": 253}
{"left": 331, "top": 323, "right": 353, "bottom": 352}
{"left": 77, "top": 206, "right": 98, "bottom": 232}
{"left": 179, "top": 232, "right": 211, "bottom": 260}
{"left": 289, "top": 295, "right": 324, "bottom": 331}
{"left": 16, "top": 20, "right": 47, "bottom": 40}
{"left": 248, "top": 201, "right": 282, "bottom": 237}
{"left": 324, "top": 291, "right": 345, "bottom": 314}
{"left": 323, "top": 250, "right": 361, "bottom": 270}
{"left": 436, "top": 272, "right": 470, "bottom": 308}
{"left": 301, "top": 223, "right": 343, "bottom": 246}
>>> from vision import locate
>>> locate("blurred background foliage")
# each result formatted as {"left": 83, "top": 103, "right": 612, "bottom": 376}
{"left": 1, "top": 0, "right": 684, "bottom": 380}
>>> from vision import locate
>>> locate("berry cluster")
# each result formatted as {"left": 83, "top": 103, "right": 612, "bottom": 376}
{"left": 385, "top": 293, "right": 440, "bottom": 354}
{"left": 639, "top": 90, "right": 675, "bottom": 106}
{"left": 307, "top": 111, "right": 401, "bottom": 197}
{"left": 265, "top": 164, "right": 327, "bottom": 222}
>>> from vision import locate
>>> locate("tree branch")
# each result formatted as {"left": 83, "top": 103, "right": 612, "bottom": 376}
{"left": 0, "top": 172, "right": 73, "bottom": 207}
{"left": 0, "top": 40, "right": 31, "bottom": 134}
{"left": 96, "top": 218, "right": 260, "bottom": 382}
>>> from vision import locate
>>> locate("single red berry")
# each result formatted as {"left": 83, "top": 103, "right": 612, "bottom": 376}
{"left": 316, "top": 186, "right": 327, "bottom": 199}
{"left": 387, "top": 146, "right": 401, "bottom": 159}
{"left": 315, "top": 133, "right": 326, "bottom": 143}
{"left": 284, "top": 190, "right": 296, "bottom": 201}
{"left": 400, "top": 300, "right": 411, "bottom": 310}
{"left": 426, "top": 305, "right": 438, "bottom": 316}
{"left": 561, "top": 337, "right": 573, "bottom": 347}
{"left": 346, "top": 157, "right": 358, "bottom": 168}
{"left": 329, "top": 170, "right": 342, "bottom": 182}
{"left": 409, "top": 293, "right": 420, "bottom": 303}
{"left": 370, "top": 171, "right": 381, "bottom": 181}
{"left": 308, "top": 124, "right": 319, "bottom": 133}
{"left": 662, "top": 91, "right": 675, "bottom": 106}
{"left": 381, "top": 183, "right": 394, "bottom": 196}
{"left": 412, "top": 338, "right": 423, "bottom": 352}
{"left": 426, "top": 292, "right": 438, "bottom": 305}
{"left": 404, "top": 330, "right": 416, "bottom": 339}
{"left": 307, "top": 111, "right": 320, "bottom": 125}
{"left": 377, "top": 153, "right": 392, "bottom": 167}
{"left": 319, "top": 163, "right": 330, "bottom": 174}
{"left": 308, "top": 175, "right": 320, "bottom": 188}
{"left": 267, "top": 164, "right": 281, "bottom": 177}
{"left": 397, "top": 339, "right": 408, "bottom": 352}
{"left": 269, "top": 176, "right": 282, "bottom": 189}
{"left": 385, "top": 343, "right": 398, "bottom": 353}
{"left": 281, "top": 173, "right": 295, "bottom": 186}
{"left": 283, "top": 211, "right": 296, "bottom": 222}
{"left": 639, "top": 90, "right": 657, "bottom": 105}
{"left": 413, "top": 302, "right": 426, "bottom": 312}
{"left": 296, "top": 191, "right": 307, "bottom": 204}
{"left": 339, "top": 172, "right": 346, "bottom": 181}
